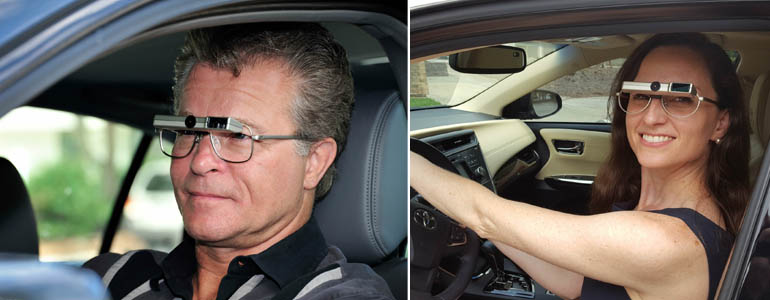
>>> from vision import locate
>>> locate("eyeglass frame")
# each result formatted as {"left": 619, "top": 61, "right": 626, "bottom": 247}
{"left": 615, "top": 81, "right": 721, "bottom": 118}
{"left": 153, "top": 114, "right": 309, "bottom": 163}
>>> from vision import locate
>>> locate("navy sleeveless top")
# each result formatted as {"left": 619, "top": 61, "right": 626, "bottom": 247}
{"left": 581, "top": 205, "right": 734, "bottom": 300}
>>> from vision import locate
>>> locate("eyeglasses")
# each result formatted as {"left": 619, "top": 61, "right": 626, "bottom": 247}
{"left": 616, "top": 81, "right": 720, "bottom": 118}
{"left": 157, "top": 124, "right": 306, "bottom": 163}
{"left": 153, "top": 114, "right": 309, "bottom": 163}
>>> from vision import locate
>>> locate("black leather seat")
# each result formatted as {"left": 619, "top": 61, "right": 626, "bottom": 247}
{"left": 0, "top": 157, "right": 39, "bottom": 256}
{"left": 314, "top": 89, "right": 407, "bottom": 300}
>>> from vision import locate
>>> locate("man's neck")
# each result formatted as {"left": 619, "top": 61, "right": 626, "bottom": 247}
{"left": 191, "top": 193, "right": 315, "bottom": 299}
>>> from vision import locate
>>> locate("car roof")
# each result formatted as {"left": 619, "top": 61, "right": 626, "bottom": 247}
{"left": 0, "top": 0, "right": 81, "bottom": 48}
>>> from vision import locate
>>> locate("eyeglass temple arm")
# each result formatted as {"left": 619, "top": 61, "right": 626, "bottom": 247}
{"left": 700, "top": 96, "right": 720, "bottom": 106}
{"left": 251, "top": 134, "right": 307, "bottom": 141}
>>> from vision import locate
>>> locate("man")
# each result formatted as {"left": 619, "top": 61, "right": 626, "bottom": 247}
{"left": 84, "top": 23, "right": 395, "bottom": 300}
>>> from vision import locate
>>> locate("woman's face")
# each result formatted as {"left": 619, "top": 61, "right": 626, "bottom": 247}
{"left": 626, "top": 46, "right": 729, "bottom": 171}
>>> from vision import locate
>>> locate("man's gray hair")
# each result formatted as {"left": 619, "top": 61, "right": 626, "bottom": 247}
{"left": 172, "top": 23, "right": 354, "bottom": 199}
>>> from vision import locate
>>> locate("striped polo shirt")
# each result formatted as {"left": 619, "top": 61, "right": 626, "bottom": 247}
{"left": 83, "top": 217, "right": 394, "bottom": 300}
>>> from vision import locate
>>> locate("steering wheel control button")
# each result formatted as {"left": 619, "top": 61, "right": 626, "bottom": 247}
{"left": 448, "top": 224, "right": 467, "bottom": 246}
{"left": 413, "top": 209, "right": 437, "bottom": 230}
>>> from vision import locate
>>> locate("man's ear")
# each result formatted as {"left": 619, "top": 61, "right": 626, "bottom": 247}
{"left": 303, "top": 137, "right": 337, "bottom": 190}
{"left": 712, "top": 110, "right": 730, "bottom": 141}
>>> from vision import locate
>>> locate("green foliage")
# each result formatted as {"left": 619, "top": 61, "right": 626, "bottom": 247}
{"left": 410, "top": 97, "right": 441, "bottom": 108}
{"left": 726, "top": 50, "right": 741, "bottom": 68}
{"left": 27, "top": 159, "right": 113, "bottom": 239}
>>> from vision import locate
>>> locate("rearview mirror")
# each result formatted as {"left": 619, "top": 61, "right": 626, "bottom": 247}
{"left": 502, "top": 90, "right": 562, "bottom": 119}
{"left": 448, "top": 46, "right": 526, "bottom": 74}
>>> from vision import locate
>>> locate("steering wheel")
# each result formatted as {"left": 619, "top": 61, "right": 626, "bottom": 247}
{"left": 410, "top": 138, "right": 480, "bottom": 300}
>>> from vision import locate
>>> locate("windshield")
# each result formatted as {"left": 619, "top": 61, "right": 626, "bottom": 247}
{"left": 410, "top": 41, "right": 564, "bottom": 108}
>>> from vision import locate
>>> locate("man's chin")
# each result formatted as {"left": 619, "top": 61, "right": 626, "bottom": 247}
{"left": 183, "top": 220, "right": 241, "bottom": 245}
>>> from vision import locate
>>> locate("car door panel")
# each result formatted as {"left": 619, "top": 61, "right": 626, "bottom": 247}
{"left": 492, "top": 123, "right": 610, "bottom": 215}
{"left": 535, "top": 128, "right": 611, "bottom": 181}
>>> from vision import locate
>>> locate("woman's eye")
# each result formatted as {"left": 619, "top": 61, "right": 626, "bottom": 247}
{"left": 672, "top": 96, "right": 694, "bottom": 103}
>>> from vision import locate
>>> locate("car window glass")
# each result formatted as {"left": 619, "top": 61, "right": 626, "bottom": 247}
{"left": 0, "top": 107, "right": 142, "bottom": 262}
{"left": 739, "top": 213, "right": 770, "bottom": 298}
{"left": 147, "top": 174, "right": 173, "bottom": 192}
{"left": 410, "top": 42, "right": 563, "bottom": 108}
{"left": 531, "top": 59, "right": 626, "bottom": 123}
{"left": 115, "top": 141, "right": 182, "bottom": 253}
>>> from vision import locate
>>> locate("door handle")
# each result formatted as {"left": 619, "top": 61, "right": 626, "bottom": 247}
{"left": 553, "top": 140, "right": 584, "bottom": 155}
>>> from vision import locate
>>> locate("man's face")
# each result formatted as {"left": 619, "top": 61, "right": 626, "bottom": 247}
{"left": 171, "top": 60, "right": 314, "bottom": 248}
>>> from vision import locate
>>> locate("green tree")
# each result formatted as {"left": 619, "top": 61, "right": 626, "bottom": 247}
{"left": 27, "top": 159, "right": 113, "bottom": 239}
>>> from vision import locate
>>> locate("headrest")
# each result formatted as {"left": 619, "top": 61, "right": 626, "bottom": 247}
{"left": 750, "top": 72, "right": 770, "bottom": 147}
{"left": 0, "top": 157, "right": 39, "bottom": 255}
{"left": 315, "top": 89, "right": 406, "bottom": 264}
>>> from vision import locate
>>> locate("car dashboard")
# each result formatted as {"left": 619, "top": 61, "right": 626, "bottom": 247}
{"left": 420, "top": 130, "right": 496, "bottom": 192}
{"left": 412, "top": 121, "right": 563, "bottom": 299}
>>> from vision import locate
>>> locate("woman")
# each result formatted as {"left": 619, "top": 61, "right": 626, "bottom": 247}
{"left": 410, "top": 33, "right": 750, "bottom": 300}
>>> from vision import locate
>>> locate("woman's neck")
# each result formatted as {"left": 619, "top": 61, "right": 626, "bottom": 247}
{"left": 637, "top": 160, "right": 712, "bottom": 211}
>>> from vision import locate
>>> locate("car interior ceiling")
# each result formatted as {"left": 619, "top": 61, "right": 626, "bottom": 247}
{"left": 25, "top": 22, "right": 397, "bottom": 135}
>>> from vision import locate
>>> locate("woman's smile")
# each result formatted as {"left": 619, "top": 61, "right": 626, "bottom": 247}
{"left": 640, "top": 133, "right": 675, "bottom": 146}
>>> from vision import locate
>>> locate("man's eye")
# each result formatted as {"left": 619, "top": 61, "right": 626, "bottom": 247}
{"left": 632, "top": 93, "right": 650, "bottom": 100}
{"left": 177, "top": 130, "right": 197, "bottom": 135}
{"left": 230, "top": 133, "right": 249, "bottom": 140}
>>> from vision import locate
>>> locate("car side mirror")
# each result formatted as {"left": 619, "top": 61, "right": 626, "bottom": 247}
{"left": 448, "top": 46, "right": 526, "bottom": 74}
{"left": 502, "top": 90, "right": 562, "bottom": 119}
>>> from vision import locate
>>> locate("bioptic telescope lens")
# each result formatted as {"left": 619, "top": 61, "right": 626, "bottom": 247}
{"left": 650, "top": 81, "right": 661, "bottom": 91}
{"left": 670, "top": 83, "right": 692, "bottom": 93}
{"left": 185, "top": 115, "right": 196, "bottom": 128}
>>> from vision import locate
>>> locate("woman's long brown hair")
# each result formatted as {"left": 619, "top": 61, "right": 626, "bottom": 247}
{"left": 590, "top": 33, "right": 750, "bottom": 235}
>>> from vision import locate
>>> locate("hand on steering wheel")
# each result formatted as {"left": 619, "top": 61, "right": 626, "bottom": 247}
{"left": 410, "top": 138, "right": 480, "bottom": 300}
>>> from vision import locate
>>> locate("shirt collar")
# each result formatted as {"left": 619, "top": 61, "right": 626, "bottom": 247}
{"left": 248, "top": 216, "right": 328, "bottom": 288}
{"left": 160, "top": 216, "right": 328, "bottom": 295}
{"left": 161, "top": 234, "right": 196, "bottom": 299}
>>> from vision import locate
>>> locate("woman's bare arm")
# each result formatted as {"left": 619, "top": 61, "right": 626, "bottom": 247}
{"left": 492, "top": 240, "right": 583, "bottom": 299}
{"left": 410, "top": 152, "right": 706, "bottom": 294}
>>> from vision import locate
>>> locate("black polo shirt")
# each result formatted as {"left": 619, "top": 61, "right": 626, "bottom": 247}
{"left": 84, "top": 217, "right": 395, "bottom": 300}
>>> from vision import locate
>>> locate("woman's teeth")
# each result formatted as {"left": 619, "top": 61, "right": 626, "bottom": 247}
{"left": 642, "top": 134, "right": 673, "bottom": 143}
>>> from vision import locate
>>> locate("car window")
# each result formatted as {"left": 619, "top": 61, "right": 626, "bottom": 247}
{"left": 410, "top": 41, "right": 563, "bottom": 108}
{"left": 0, "top": 107, "right": 142, "bottom": 262}
{"left": 147, "top": 174, "right": 173, "bottom": 192}
{"left": 116, "top": 142, "right": 183, "bottom": 253}
{"left": 531, "top": 59, "right": 625, "bottom": 123}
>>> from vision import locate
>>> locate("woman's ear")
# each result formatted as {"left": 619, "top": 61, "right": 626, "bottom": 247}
{"left": 712, "top": 110, "right": 730, "bottom": 141}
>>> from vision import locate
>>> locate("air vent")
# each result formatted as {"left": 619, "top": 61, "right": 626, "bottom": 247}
{"left": 519, "top": 149, "right": 538, "bottom": 164}
{"left": 433, "top": 133, "right": 473, "bottom": 152}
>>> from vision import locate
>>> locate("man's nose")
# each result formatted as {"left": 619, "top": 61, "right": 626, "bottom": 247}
{"left": 189, "top": 134, "right": 222, "bottom": 175}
